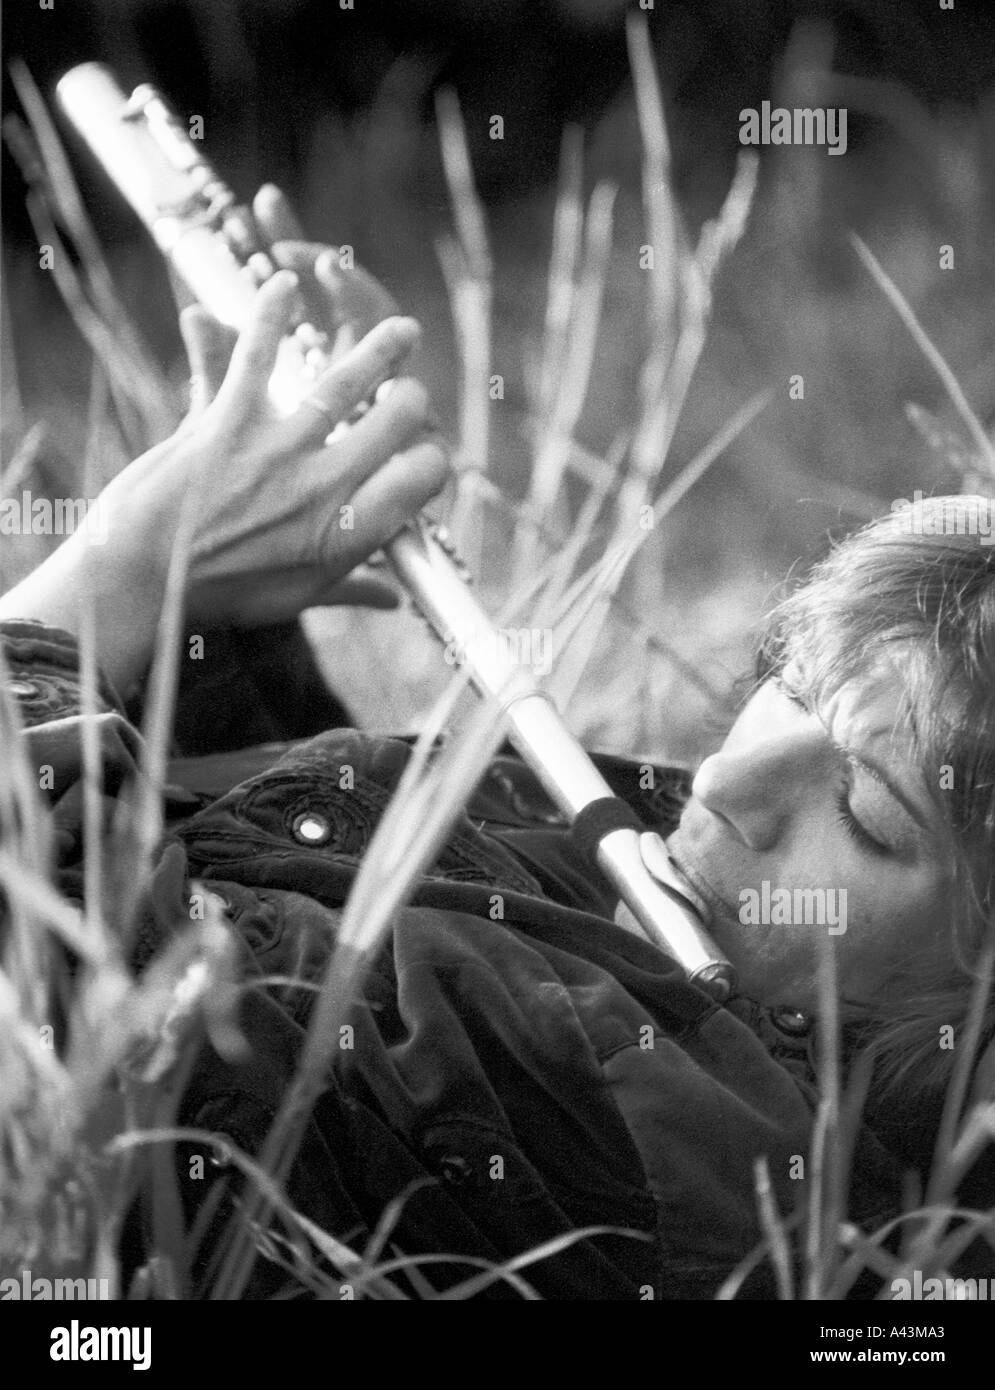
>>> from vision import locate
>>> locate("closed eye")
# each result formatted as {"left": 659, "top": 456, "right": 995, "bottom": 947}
{"left": 777, "top": 676, "right": 894, "bottom": 855}
{"left": 775, "top": 675, "right": 810, "bottom": 712}
{"left": 835, "top": 783, "right": 890, "bottom": 857}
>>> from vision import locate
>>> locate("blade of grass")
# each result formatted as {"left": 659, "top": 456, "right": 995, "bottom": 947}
{"left": 753, "top": 1155, "right": 795, "bottom": 1299}
{"left": 548, "top": 391, "right": 771, "bottom": 714}
{"left": 536, "top": 124, "right": 585, "bottom": 432}
{"left": 521, "top": 180, "right": 617, "bottom": 533}
{"left": 7, "top": 61, "right": 173, "bottom": 439}
{"left": 436, "top": 87, "right": 493, "bottom": 566}
{"left": 850, "top": 234, "right": 995, "bottom": 479}
{"left": 802, "top": 923, "right": 842, "bottom": 1300}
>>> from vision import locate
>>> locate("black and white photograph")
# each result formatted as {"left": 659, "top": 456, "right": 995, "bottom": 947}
{"left": 1, "top": 0, "right": 994, "bottom": 1357}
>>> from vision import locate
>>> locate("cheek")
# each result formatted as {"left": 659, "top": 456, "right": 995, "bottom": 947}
{"left": 838, "top": 865, "right": 951, "bottom": 976}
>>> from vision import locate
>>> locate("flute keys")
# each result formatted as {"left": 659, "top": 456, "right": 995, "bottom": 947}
{"left": 430, "top": 523, "right": 471, "bottom": 583}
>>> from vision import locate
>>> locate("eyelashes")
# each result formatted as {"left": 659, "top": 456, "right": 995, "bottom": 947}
{"left": 834, "top": 785, "right": 890, "bottom": 857}
{"left": 776, "top": 674, "right": 892, "bottom": 858}
{"left": 775, "top": 674, "right": 811, "bottom": 713}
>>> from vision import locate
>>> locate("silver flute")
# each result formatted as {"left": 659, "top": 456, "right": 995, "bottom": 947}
{"left": 56, "top": 63, "right": 736, "bottom": 1001}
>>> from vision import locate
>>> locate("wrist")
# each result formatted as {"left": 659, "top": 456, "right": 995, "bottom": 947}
{"left": 0, "top": 517, "right": 166, "bottom": 693}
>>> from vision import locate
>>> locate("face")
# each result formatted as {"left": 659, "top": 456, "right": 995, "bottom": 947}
{"left": 665, "top": 659, "right": 954, "bottom": 1015}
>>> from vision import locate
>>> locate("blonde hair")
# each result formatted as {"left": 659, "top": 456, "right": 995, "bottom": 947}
{"left": 756, "top": 495, "right": 995, "bottom": 1101}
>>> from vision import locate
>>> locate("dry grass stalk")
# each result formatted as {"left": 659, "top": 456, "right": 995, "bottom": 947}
{"left": 850, "top": 234, "right": 995, "bottom": 479}
{"left": 517, "top": 179, "right": 617, "bottom": 577}
{"left": 547, "top": 391, "right": 770, "bottom": 722}
{"left": 436, "top": 87, "right": 494, "bottom": 573}
{"left": 6, "top": 61, "right": 174, "bottom": 444}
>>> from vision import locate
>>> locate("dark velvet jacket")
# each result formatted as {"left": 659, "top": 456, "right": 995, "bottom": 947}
{"left": 0, "top": 619, "right": 937, "bottom": 1300}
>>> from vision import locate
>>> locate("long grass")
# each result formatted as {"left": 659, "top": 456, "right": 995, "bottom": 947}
{"left": 2, "top": 12, "right": 994, "bottom": 1300}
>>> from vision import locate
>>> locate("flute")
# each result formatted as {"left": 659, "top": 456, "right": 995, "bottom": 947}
{"left": 55, "top": 63, "right": 736, "bottom": 1001}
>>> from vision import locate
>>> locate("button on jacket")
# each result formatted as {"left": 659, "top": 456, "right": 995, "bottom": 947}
{"left": 2, "top": 619, "right": 909, "bottom": 1299}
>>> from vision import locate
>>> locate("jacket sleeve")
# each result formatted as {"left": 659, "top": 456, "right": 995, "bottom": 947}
{"left": 1, "top": 619, "right": 143, "bottom": 800}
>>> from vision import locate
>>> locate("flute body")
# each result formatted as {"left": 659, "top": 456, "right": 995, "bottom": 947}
{"left": 55, "top": 63, "right": 736, "bottom": 1001}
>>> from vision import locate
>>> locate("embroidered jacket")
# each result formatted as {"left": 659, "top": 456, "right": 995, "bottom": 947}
{"left": 2, "top": 620, "right": 920, "bottom": 1299}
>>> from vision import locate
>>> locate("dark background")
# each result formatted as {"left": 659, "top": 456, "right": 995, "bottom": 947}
{"left": 5, "top": 1, "right": 995, "bottom": 204}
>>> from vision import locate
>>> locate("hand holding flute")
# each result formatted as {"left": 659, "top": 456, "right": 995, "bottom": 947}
{"left": 38, "top": 65, "right": 736, "bottom": 998}
{"left": 0, "top": 267, "right": 448, "bottom": 691}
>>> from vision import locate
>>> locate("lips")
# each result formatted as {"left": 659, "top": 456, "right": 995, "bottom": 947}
{"left": 665, "top": 838, "right": 742, "bottom": 925}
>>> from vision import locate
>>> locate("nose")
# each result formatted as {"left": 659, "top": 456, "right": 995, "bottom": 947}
{"left": 690, "top": 728, "right": 827, "bottom": 852}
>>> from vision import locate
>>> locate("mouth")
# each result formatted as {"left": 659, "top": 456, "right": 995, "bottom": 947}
{"left": 665, "top": 839, "right": 742, "bottom": 926}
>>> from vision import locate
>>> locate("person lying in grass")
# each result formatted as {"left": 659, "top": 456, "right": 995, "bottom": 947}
{"left": 1, "top": 205, "right": 993, "bottom": 1298}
